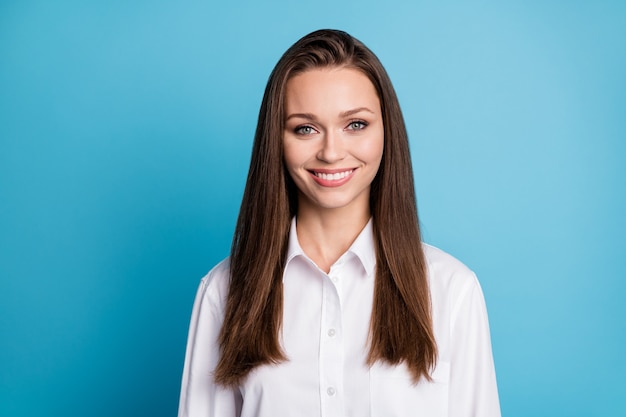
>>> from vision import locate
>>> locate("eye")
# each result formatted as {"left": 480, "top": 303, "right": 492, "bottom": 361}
{"left": 346, "top": 120, "right": 368, "bottom": 131}
{"left": 294, "top": 125, "right": 317, "bottom": 135}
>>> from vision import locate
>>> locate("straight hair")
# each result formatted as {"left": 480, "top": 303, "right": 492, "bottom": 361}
{"left": 214, "top": 29, "right": 436, "bottom": 386}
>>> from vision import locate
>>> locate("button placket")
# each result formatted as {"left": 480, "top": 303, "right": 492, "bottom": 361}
{"left": 319, "top": 267, "right": 344, "bottom": 416}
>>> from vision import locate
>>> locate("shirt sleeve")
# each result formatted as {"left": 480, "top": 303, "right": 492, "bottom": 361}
{"left": 448, "top": 273, "right": 501, "bottom": 417}
{"left": 178, "top": 275, "right": 242, "bottom": 417}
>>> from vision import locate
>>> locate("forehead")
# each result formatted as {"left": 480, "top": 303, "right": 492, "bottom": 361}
{"left": 284, "top": 67, "right": 380, "bottom": 114}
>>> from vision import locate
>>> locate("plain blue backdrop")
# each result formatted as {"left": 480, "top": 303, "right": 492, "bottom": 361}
{"left": 1, "top": 1, "right": 624, "bottom": 416}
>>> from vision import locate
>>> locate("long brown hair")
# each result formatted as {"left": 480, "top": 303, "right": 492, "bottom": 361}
{"left": 214, "top": 29, "right": 436, "bottom": 387}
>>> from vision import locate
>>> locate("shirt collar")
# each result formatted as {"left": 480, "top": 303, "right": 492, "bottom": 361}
{"left": 347, "top": 218, "right": 376, "bottom": 276}
{"left": 286, "top": 217, "right": 305, "bottom": 265}
{"left": 285, "top": 217, "right": 377, "bottom": 278}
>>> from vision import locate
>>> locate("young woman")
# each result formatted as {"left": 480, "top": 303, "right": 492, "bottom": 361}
{"left": 178, "top": 29, "right": 501, "bottom": 417}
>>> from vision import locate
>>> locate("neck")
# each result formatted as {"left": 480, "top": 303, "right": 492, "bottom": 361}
{"left": 295, "top": 203, "right": 370, "bottom": 273}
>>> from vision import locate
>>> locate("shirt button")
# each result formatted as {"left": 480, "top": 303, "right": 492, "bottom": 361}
{"left": 327, "top": 328, "right": 336, "bottom": 337}
{"left": 330, "top": 275, "right": 339, "bottom": 283}
{"left": 327, "top": 387, "right": 336, "bottom": 396}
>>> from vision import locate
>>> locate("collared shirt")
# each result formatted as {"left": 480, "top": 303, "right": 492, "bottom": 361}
{"left": 178, "top": 219, "right": 501, "bottom": 417}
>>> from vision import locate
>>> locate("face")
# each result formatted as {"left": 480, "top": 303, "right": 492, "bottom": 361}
{"left": 283, "top": 67, "right": 384, "bottom": 215}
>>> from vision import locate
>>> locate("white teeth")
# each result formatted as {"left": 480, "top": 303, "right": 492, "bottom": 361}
{"left": 314, "top": 170, "right": 353, "bottom": 180}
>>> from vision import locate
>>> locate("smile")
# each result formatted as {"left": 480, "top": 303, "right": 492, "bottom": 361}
{"left": 313, "top": 169, "right": 354, "bottom": 181}
{"left": 308, "top": 169, "right": 356, "bottom": 187}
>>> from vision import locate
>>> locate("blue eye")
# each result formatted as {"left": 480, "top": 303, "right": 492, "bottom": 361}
{"left": 295, "top": 125, "right": 316, "bottom": 135}
{"left": 347, "top": 121, "right": 368, "bottom": 130}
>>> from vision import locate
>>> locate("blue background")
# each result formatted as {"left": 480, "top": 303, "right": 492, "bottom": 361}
{"left": 1, "top": 1, "right": 624, "bottom": 416}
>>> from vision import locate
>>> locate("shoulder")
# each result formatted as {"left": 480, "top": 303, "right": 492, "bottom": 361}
{"left": 422, "top": 243, "right": 493, "bottom": 346}
{"left": 422, "top": 243, "right": 481, "bottom": 300}
{"left": 196, "top": 258, "right": 231, "bottom": 314}
{"left": 422, "top": 243, "right": 474, "bottom": 279}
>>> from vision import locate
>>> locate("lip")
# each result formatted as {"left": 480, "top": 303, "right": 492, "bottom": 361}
{"left": 308, "top": 168, "right": 356, "bottom": 187}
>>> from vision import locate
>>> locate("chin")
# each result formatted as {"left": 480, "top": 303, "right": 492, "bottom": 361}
{"left": 309, "top": 196, "right": 364, "bottom": 211}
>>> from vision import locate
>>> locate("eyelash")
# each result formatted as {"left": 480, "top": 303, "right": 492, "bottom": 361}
{"left": 294, "top": 125, "right": 317, "bottom": 135}
{"left": 347, "top": 120, "right": 368, "bottom": 131}
{"left": 293, "top": 120, "right": 369, "bottom": 135}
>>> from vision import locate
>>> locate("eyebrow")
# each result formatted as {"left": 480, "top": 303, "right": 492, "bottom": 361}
{"left": 340, "top": 107, "right": 375, "bottom": 118}
{"left": 285, "top": 107, "right": 375, "bottom": 122}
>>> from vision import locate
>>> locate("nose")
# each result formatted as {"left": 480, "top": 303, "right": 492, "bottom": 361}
{"left": 317, "top": 130, "right": 345, "bottom": 163}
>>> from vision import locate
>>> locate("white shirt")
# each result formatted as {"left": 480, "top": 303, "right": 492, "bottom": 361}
{"left": 178, "top": 219, "right": 501, "bottom": 417}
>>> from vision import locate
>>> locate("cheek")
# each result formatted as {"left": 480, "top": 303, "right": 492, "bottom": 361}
{"left": 283, "top": 139, "right": 316, "bottom": 169}
{"left": 373, "top": 138, "right": 385, "bottom": 160}
{"left": 282, "top": 144, "right": 307, "bottom": 184}
{"left": 282, "top": 143, "right": 299, "bottom": 171}
{"left": 361, "top": 132, "right": 385, "bottom": 165}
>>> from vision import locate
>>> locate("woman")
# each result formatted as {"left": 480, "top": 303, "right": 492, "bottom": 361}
{"left": 178, "top": 29, "right": 500, "bottom": 417}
